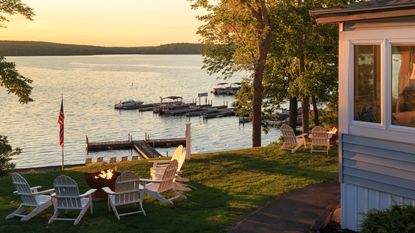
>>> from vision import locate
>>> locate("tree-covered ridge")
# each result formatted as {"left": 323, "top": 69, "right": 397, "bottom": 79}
{"left": 0, "top": 41, "right": 202, "bottom": 56}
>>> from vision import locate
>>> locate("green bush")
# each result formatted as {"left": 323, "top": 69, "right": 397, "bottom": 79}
{"left": 361, "top": 205, "right": 415, "bottom": 233}
{"left": 0, "top": 135, "right": 19, "bottom": 176}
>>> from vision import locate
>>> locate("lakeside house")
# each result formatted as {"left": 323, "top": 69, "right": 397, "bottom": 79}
{"left": 311, "top": 1, "right": 415, "bottom": 231}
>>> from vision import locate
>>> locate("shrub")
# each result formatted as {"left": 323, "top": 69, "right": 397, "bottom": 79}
{"left": 0, "top": 135, "right": 20, "bottom": 175}
{"left": 361, "top": 205, "right": 415, "bottom": 233}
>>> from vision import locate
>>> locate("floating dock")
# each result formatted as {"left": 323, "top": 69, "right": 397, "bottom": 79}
{"left": 85, "top": 136, "right": 186, "bottom": 159}
{"left": 203, "top": 108, "right": 236, "bottom": 119}
{"left": 116, "top": 96, "right": 236, "bottom": 120}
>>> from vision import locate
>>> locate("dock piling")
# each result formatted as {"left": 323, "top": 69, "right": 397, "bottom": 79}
{"left": 185, "top": 123, "right": 191, "bottom": 160}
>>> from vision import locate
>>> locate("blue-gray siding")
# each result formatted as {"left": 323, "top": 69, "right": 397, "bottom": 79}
{"left": 342, "top": 134, "right": 415, "bottom": 200}
{"left": 342, "top": 134, "right": 415, "bottom": 231}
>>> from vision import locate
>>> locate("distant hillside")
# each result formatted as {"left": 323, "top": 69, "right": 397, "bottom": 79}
{"left": 0, "top": 41, "right": 202, "bottom": 56}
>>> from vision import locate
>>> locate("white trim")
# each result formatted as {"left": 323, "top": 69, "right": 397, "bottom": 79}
{"left": 338, "top": 39, "right": 350, "bottom": 134}
{"left": 389, "top": 125, "right": 415, "bottom": 135}
{"left": 381, "top": 40, "right": 387, "bottom": 129}
{"left": 350, "top": 41, "right": 384, "bottom": 129}
{"left": 384, "top": 40, "right": 392, "bottom": 129}
{"left": 388, "top": 39, "right": 415, "bottom": 44}
{"left": 389, "top": 41, "right": 415, "bottom": 133}
{"left": 351, "top": 120, "right": 384, "bottom": 129}
{"left": 340, "top": 28, "right": 415, "bottom": 41}
{"left": 340, "top": 27, "right": 415, "bottom": 142}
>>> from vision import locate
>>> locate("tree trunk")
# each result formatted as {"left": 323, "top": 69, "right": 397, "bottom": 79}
{"left": 298, "top": 55, "right": 309, "bottom": 134}
{"left": 249, "top": 0, "right": 272, "bottom": 147}
{"left": 302, "top": 97, "right": 309, "bottom": 134}
{"left": 252, "top": 65, "right": 264, "bottom": 147}
{"left": 312, "top": 95, "right": 319, "bottom": 126}
{"left": 289, "top": 96, "right": 298, "bottom": 130}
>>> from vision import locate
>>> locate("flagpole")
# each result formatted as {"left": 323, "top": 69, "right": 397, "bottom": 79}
{"left": 59, "top": 95, "right": 65, "bottom": 171}
{"left": 61, "top": 147, "right": 64, "bottom": 170}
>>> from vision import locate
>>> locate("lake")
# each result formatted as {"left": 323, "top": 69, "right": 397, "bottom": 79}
{"left": 0, "top": 55, "right": 281, "bottom": 168}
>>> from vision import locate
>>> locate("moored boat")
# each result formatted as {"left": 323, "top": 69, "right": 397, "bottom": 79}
{"left": 211, "top": 82, "right": 241, "bottom": 96}
{"left": 114, "top": 99, "right": 144, "bottom": 110}
{"left": 154, "top": 96, "right": 194, "bottom": 115}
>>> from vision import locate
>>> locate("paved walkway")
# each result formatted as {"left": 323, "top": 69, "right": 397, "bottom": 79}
{"left": 229, "top": 181, "right": 340, "bottom": 233}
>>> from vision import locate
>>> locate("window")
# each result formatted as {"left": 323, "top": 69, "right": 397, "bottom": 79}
{"left": 353, "top": 45, "right": 381, "bottom": 123}
{"left": 391, "top": 45, "right": 415, "bottom": 127}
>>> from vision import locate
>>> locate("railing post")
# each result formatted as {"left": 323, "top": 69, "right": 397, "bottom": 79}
{"left": 185, "top": 122, "right": 191, "bottom": 160}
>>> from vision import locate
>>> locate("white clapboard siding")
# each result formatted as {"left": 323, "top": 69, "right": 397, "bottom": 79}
{"left": 341, "top": 183, "right": 415, "bottom": 231}
{"left": 341, "top": 134, "right": 415, "bottom": 231}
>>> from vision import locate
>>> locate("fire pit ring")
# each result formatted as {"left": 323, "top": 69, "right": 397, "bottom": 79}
{"left": 84, "top": 168, "right": 121, "bottom": 199}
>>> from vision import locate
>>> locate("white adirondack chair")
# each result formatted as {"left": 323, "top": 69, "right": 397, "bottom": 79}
{"left": 280, "top": 124, "right": 307, "bottom": 153}
{"left": 150, "top": 145, "right": 189, "bottom": 183}
{"left": 310, "top": 126, "right": 331, "bottom": 154}
{"left": 48, "top": 175, "right": 96, "bottom": 225}
{"left": 141, "top": 160, "right": 186, "bottom": 205}
{"left": 102, "top": 171, "right": 145, "bottom": 220}
{"left": 6, "top": 173, "right": 54, "bottom": 221}
{"left": 150, "top": 145, "right": 183, "bottom": 178}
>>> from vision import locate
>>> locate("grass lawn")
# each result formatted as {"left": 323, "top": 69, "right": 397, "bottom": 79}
{"left": 0, "top": 146, "right": 338, "bottom": 233}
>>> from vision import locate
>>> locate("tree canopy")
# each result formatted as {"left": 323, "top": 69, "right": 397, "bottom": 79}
{"left": 191, "top": 0, "right": 273, "bottom": 147}
{"left": 193, "top": 0, "right": 353, "bottom": 138}
{"left": 0, "top": 0, "right": 34, "bottom": 174}
{"left": 0, "top": 0, "right": 34, "bottom": 27}
{"left": 0, "top": 0, "right": 34, "bottom": 104}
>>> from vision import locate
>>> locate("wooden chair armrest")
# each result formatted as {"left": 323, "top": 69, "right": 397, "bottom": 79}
{"left": 33, "top": 188, "right": 55, "bottom": 195}
{"left": 30, "top": 186, "right": 42, "bottom": 192}
{"left": 140, "top": 178, "right": 162, "bottom": 183}
{"left": 80, "top": 189, "right": 97, "bottom": 198}
{"left": 297, "top": 133, "right": 307, "bottom": 138}
{"left": 149, "top": 160, "right": 171, "bottom": 167}
{"left": 102, "top": 187, "right": 115, "bottom": 195}
{"left": 148, "top": 160, "right": 170, "bottom": 163}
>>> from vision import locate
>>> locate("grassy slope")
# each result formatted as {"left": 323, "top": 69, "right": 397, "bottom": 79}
{"left": 0, "top": 146, "right": 338, "bottom": 233}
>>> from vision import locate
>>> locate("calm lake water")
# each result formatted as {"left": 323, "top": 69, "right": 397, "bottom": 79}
{"left": 0, "top": 55, "right": 280, "bottom": 168}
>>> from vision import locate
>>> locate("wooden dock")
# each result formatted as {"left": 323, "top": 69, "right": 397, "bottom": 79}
{"left": 85, "top": 137, "right": 186, "bottom": 159}
{"left": 86, "top": 140, "right": 132, "bottom": 151}
{"left": 133, "top": 141, "right": 160, "bottom": 159}
{"left": 146, "top": 138, "right": 186, "bottom": 147}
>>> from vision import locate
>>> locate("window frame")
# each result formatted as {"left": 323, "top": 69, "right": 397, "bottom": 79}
{"left": 388, "top": 39, "right": 415, "bottom": 134}
{"left": 350, "top": 40, "right": 385, "bottom": 130}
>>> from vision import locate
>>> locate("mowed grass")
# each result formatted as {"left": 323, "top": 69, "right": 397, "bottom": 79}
{"left": 0, "top": 146, "right": 338, "bottom": 233}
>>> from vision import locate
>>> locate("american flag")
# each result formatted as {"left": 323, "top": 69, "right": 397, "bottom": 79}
{"left": 58, "top": 98, "right": 64, "bottom": 147}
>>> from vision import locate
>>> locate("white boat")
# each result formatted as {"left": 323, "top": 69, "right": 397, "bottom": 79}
{"left": 114, "top": 100, "right": 144, "bottom": 109}
{"left": 211, "top": 82, "right": 241, "bottom": 96}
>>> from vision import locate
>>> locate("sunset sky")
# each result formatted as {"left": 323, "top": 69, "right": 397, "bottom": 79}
{"left": 1, "top": 0, "right": 203, "bottom": 46}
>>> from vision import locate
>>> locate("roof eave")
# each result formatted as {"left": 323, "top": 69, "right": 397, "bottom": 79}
{"left": 311, "top": 6, "right": 415, "bottom": 24}
{"left": 309, "top": 2, "right": 415, "bottom": 23}
{"left": 310, "top": 3, "right": 415, "bottom": 17}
